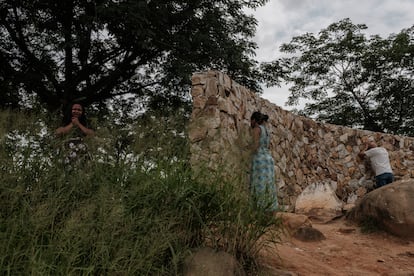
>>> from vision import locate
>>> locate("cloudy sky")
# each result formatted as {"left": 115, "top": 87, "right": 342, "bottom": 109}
{"left": 248, "top": 0, "right": 414, "bottom": 109}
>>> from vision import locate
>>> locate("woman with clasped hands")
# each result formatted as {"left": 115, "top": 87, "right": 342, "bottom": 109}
{"left": 55, "top": 103, "right": 94, "bottom": 166}
{"left": 56, "top": 103, "right": 94, "bottom": 137}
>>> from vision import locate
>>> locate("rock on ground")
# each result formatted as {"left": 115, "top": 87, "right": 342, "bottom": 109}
{"left": 347, "top": 179, "right": 414, "bottom": 240}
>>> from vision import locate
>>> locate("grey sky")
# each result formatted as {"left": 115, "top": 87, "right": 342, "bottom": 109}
{"left": 248, "top": 0, "right": 414, "bottom": 109}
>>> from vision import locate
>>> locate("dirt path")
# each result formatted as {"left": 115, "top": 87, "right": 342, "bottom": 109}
{"left": 260, "top": 217, "right": 414, "bottom": 275}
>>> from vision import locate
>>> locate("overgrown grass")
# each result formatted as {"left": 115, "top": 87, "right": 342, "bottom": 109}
{"left": 0, "top": 109, "right": 282, "bottom": 275}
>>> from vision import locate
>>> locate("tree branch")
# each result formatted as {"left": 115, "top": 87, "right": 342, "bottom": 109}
{"left": 4, "top": 6, "right": 61, "bottom": 96}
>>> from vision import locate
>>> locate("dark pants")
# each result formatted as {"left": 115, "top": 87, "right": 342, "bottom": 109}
{"left": 375, "top": 173, "right": 394, "bottom": 189}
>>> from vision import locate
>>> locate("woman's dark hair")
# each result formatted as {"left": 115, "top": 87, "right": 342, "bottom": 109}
{"left": 251, "top": 111, "right": 269, "bottom": 124}
{"left": 62, "top": 103, "right": 88, "bottom": 126}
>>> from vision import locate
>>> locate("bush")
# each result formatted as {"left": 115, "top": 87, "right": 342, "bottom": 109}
{"left": 0, "top": 109, "right": 281, "bottom": 275}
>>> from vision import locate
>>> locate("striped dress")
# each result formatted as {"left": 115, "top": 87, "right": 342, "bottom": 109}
{"left": 250, "top": 125, "right": 278, "bottom": 210}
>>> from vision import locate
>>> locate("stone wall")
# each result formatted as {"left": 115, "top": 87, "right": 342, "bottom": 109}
{"left": 188, "top": 71, "right": 414, "bottom": 208}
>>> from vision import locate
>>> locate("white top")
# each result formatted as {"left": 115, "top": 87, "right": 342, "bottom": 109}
{"left": 364, "top": 147, "right": 393, "bottom": 176}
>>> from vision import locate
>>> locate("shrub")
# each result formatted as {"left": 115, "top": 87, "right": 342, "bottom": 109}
{"left": 0, "top": 109, "right": 281, "bottom": 275}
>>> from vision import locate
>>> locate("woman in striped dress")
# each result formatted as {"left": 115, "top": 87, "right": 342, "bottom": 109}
{"left": 250, "top": 111, "right": 278, "bottom": 211}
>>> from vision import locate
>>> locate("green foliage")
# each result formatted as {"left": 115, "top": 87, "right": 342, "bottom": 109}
{"left": 0, "top": 0, "right": 265, "bottom": 112}
{"left": 261, "top": 18, "right": 414, "bottom": 135}
{"left": 0, "top": 109, "right": 281, "bottom": 275}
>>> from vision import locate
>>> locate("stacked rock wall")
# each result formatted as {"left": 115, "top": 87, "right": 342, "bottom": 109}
{"left": 188, "top": 71, "right": 414, "bottom": 208}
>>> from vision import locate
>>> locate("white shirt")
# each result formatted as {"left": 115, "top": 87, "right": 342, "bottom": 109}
{"left": 364, "top": 147, "right": 393, "bottom": 176}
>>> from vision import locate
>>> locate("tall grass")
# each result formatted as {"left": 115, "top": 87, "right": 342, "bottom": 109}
{"left": 0, "top": 109, "right": 281, "bottom": 275}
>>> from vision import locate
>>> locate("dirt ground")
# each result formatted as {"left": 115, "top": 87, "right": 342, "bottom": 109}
{"left": 259, "top": 217, "right": 414, "bottom": 276}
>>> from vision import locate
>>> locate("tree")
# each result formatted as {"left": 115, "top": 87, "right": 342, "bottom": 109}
{"left": 373, "top": 29, "right": 414, "bottom": 134}
{"left": 0, "top": 0, "right": 267, "bottom": 112}
{"left": 261, "top": 18, "right": 414, "bottom": 135}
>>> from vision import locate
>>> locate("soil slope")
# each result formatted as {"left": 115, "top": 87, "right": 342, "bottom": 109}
{"left": 260, "top": 217, "right": 414, "bottom": 275}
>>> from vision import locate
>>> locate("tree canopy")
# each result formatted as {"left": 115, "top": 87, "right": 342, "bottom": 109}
{"left": 261, "top": 18, "right": 414, "bottom": 135}
{"left": 0, "top": 0, "right": 267, "bottom": 112}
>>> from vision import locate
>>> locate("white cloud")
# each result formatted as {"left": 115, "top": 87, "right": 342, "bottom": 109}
{"left": 248, "top": 0, "right": 414, "bottom": 109}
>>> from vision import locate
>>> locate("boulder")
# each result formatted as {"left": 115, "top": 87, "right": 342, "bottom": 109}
{"left": 275, "top": 212, "right": 312, "bottom": 233}
{"left": 183, "top": 247, "right": 245, "bottom": 276}
{"left": 275, "top": 212, "right": 325, "bottom": 242}
{"left": 295, "top": 181, "right": 344, "bottom": 222}
{"left": 347, "top": 179, "right": 414, "bottom": 240}
{"left": 258, "top": 265, "right": 298, "bottom": 276}
{"left": 293, "top": 226, "right": 326, "bottom": 242}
